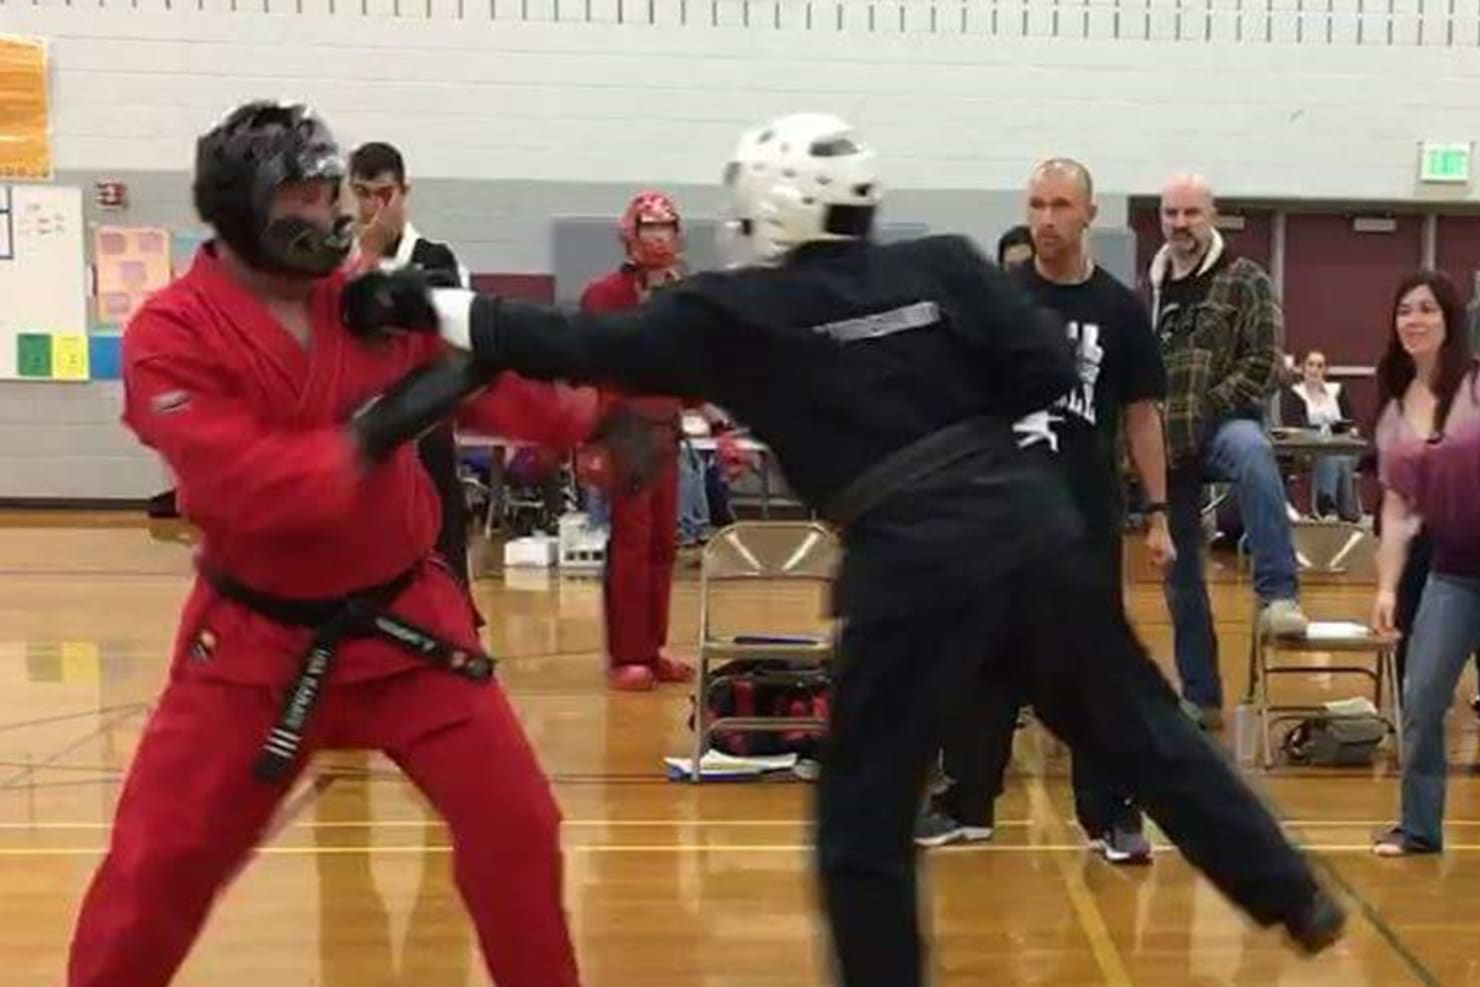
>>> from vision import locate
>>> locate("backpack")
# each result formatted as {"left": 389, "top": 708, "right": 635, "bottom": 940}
{"left": 1281, "top": 714, "right": 1387, "bottom": 767}
{"left": 691, "top": 660, "right": 830, "bottom": 758}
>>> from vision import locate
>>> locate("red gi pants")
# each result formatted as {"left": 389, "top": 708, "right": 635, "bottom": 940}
{"left": 66, "top": 665, "right": 578, "bottom": 987}
{"left": 602, "top": 455, "right": 679, "bottom": 669}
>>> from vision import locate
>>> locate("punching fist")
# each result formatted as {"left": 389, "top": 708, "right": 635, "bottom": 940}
{"left": 575, "top": 406, "right": 677, "bottom": 496}
{"left": 341, "top": 269, "right": 444, "bottom": 340}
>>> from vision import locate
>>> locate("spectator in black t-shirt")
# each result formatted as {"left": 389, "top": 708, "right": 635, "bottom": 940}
{"left": 917, "top": 158, "right": 1174, "bottom": 865}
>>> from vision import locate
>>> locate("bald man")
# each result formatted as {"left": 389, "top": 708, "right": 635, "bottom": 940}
{"left": 1150, "top": 174, "right": 1305, "bottom": 730}
{"left": 918, "top": 159, "right": 1173, "bottom": 862}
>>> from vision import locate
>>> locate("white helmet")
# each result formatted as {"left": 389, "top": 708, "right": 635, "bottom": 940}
{"left": 717, "top": 112, "right": 881, "bottom": 268}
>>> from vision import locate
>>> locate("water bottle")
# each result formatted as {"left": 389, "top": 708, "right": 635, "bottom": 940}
{"left": 1233, "top": 702, "right": 1259, "bottom": 767}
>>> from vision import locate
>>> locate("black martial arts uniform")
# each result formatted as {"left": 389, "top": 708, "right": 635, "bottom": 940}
{"left": 347, "top": 234, "right": 1336, "bottom": 987}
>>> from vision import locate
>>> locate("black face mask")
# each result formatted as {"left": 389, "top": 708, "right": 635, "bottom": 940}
{"left": 260, "top": 212, "right": 355, "bottom": 277}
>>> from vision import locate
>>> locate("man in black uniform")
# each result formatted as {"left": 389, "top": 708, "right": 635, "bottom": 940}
{"left": 348, "top": 141, "right": 476, "bottom": 589}
{"left": 916, "top": 159, "right": 1174, "bottom": 863}
{"left": 342, "top": 113, "right": 1345, "bottom": 987}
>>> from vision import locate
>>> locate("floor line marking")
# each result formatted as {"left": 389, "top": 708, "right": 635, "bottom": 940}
{"left": 1026, "top": 777, "right": 1133, "bottom": 987}
{"left": 3, "top": 841, "right": 1480, "bottom": 857}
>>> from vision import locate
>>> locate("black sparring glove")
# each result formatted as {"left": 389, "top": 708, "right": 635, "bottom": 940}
{"left": 342, "top": 269, "right": 444, "bottom": 341}
{"left": 349, "top": 351, "right": 495, "bottom": 464}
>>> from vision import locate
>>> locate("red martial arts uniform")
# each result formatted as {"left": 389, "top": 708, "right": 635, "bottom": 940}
{"left": 67, "top": 245, "right": 592, "bottom": 987}
{"left": 580, "top": 267, "right": 684, "bottom": 679}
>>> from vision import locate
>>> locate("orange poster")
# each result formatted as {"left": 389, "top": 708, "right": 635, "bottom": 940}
{"left": 0, "top": 35, "right": 52, "bottom": 181}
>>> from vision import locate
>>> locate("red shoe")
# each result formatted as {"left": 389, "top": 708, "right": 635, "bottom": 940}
{"left": 654, "top": 656, "right": 694, "bottom": 683}
{"left": 609, "top": 665, "right": 656, "bottom": 691}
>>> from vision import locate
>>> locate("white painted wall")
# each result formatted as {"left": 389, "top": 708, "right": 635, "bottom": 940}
{"left": 4, "top": 1, "right": 1480, "bottom": 203}
{"left": 2, "top": 0, "right": 1478, "bottom": 500}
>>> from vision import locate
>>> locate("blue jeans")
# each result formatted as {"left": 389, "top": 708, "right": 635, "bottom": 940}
{"left": 584, "top": 486, "right": 609, "bottom": 529}
{"left": 1311, "top": 454, "right": 1360, "bottom": 520}
{"left": 677, "top": 444, "right": 710, "bottom": 543}
{"left": 1165, "top": 418, "right": 1300, "bottom": 708}
{"left": 1398, "top": 573, "right": 1480, "bottom": 849}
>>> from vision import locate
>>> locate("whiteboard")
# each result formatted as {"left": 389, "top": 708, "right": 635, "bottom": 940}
{"left": 0, "top": 184, "right": 88, "bottom": 380}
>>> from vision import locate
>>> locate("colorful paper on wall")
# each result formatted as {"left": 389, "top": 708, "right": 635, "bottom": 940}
{"left": 0, "top": 35, "right": 52, "bottom": 181}
{"left": 89, "top": 333, "right": 122, "bottom": 380}
{"left": 51, "top": 333, "right": 88, "bottom": 380}
{"left": 16, "top": 332, "right": 50, "bottom": 377}
{"left": 94, "top": 225, "right": 172, "bottom": 327}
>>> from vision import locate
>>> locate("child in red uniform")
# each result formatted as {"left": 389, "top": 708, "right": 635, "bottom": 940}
{"left": 63, "top": 101, "right": 635, "bottom": 987}
{"left": 580, "top": 192, "right": 695, "bottom": 690}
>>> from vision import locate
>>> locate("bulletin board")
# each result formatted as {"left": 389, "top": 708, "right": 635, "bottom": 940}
{"left": 0, "top": 183, "right": 90, "bottom": 380}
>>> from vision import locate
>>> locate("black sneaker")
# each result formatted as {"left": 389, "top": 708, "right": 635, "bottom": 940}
{"left": 1285, "top": 888, "right": 1347, "bottom": 955}
{"left": 914, "top": 809, "right": 994, "bottom": 848}
{"left": 1090, "top": 824, "right": 1153, "bottom": 865}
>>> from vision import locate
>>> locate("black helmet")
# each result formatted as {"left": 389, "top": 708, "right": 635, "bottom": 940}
{"left": 192, "top": 101, "right": 353, "bottom": 277}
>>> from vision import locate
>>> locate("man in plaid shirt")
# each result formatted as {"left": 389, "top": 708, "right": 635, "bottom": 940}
{"left": 1150, "top": 173, "right": 1307, "bottom": 729}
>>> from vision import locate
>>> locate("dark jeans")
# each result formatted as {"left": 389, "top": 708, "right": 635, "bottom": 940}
{"left": 814, "top": 542, "right": 1320, "bottom": 987}
{"left": 1165, "top": 419, "right": 1300, "bottom": 708}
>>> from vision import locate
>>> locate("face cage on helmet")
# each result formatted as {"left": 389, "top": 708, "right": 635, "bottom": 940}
{"left": 238, "top": 122, "right": 350, "bottom": 277}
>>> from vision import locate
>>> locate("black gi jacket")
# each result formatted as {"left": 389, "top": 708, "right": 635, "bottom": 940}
{"left": 464, "top": 235, "right": 1083, "bottom": 620}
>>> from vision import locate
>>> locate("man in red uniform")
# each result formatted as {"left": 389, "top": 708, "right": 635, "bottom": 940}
{"left": 580, "top": 191, "right": 694, "bottom": 691}
{"left": 63, "top": 101, "right": 643, "bottom": 987}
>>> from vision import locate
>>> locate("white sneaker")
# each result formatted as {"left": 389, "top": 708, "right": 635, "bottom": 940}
{"left": 1261, "top": 599, "right": 1309, "bottom": 637}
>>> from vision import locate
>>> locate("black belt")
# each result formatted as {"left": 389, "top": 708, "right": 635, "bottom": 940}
{"left": 200, "top": 562, "right": 495, "bottom": 782}
{"left": 822, "top": 416, "right": 1008, "bottom": 529}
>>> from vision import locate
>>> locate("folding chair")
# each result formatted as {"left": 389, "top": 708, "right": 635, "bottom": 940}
{"left": 690, "top": 521, "right": 840, "bottom": 780}
{"left": 1243, "top": 521, "right": 1403, "bottom": 768}
{"left": 1238, "top": 515, "right": 1372, "bottom": 576}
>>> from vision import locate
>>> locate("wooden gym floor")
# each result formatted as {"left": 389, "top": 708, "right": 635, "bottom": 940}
{"left": 2, "top": 511, "right": 1478, "bottom": 986}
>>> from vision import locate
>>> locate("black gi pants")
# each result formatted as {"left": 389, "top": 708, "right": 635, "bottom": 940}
{"left": 936, "top": 534, "right": 1141, "bottom": 836}
{"left": 814, "top": 539, "right": 1319, "bottom": 987}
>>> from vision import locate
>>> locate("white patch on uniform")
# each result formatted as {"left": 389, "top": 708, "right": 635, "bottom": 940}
{"left": 1012, "top": 319, "right": 1103, "bottom": 451}
{"left": 150, "top": 390, "right": 190, "bottom": 414}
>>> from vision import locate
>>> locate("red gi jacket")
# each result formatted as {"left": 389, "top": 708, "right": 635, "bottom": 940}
{"left": 580, "top": 267, "right": 690, "bottom": 425}
{"left": 124, "top": 245, "right": 595, "bottom": 686}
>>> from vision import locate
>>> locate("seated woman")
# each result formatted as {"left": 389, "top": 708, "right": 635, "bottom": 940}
{"left": 1281, "top": 349, "right": 1361, "bottom": 521}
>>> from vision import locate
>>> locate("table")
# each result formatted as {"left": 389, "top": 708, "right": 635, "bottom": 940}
{"left": 1268, "top": 427, "right": 1370, "bottom": 460}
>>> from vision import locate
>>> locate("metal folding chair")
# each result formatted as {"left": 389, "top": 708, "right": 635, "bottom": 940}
{"left": 690, "top": 521, "right": 839, "bottom": 780}
{"left": 1243, "top": 522, "right": 1402, "bottom": 768}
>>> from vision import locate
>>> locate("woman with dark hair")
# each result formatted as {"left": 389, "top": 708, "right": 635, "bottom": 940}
{"left": 996, "top": 224, "right": 1034, "bottom": 268}
{"left": 1370, "top": 270, "right": 1480, "bottom": 856}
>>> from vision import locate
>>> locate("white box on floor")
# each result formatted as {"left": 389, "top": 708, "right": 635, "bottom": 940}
{"left": 504, "top": 535, "right": 557, "bottom": 568}
{"left": 558, "top": 512, "right": 607, "bottom": 570}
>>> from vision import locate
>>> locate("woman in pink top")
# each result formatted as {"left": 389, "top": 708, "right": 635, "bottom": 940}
{"left": 1370, "top": 271, "right": 1480, "bottom": 856}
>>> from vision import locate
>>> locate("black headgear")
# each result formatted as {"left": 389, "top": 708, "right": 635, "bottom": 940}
{"left": 192, "top": 101, "right": 353, "bottom": 278}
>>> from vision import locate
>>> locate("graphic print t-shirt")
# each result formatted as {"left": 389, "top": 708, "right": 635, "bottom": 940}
{"left": 1012, "top": 265, "right": 1167, "bottom": 541}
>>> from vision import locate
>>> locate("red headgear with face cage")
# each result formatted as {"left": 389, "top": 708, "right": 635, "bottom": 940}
{"left": 620, "top": 191, "right": 682, "bottom": 271}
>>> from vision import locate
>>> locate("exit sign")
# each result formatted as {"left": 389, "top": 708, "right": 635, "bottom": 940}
{"left": 1420, "top": 142, "right": 1472, "bottom": 184}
